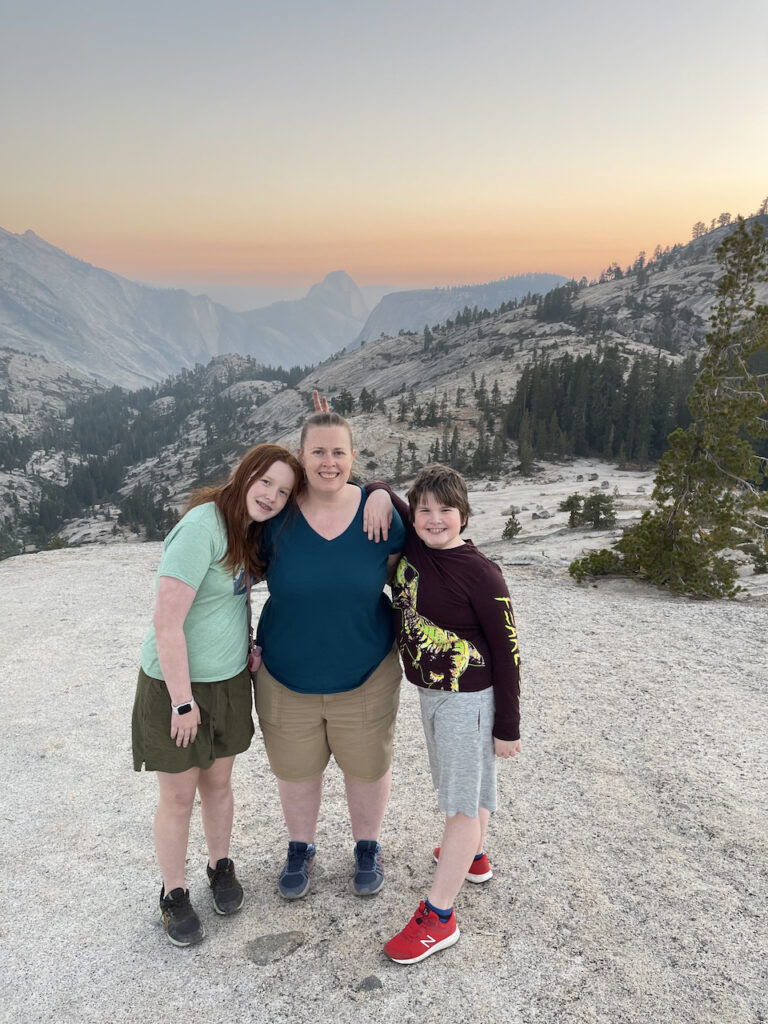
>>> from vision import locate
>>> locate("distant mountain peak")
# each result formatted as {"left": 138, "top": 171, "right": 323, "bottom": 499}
{"left": 2, "top": 227, "right": 87, "bottom": 265}
{"left": 306, "top": 270, "right": 368, "bottom": 318}
{"left": 322, "top": 269, "right": 356, "bottom": 286}
{"left": 0, "top": 229, "right": 377, "bottom": 386}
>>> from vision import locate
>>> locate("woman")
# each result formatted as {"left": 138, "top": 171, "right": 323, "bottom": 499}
{"left": 132, "top": 443, "right": 302, "bottom": 947}
{"left": 255, "top": 411, "right": 404, "bottom": 900}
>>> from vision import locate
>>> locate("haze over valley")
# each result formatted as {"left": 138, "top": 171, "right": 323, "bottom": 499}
{"left": 0, "top": 227, "right": 566, "bottom": 389}
{"left": 2, "top": 211, "right": 766, "bottom": 572}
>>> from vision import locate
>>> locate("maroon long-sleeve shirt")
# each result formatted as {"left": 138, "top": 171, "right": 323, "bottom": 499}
{"left": 370, "top": 484, "right": 521, "bottom": 740}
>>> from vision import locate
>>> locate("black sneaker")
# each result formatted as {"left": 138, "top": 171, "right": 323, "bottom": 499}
{"left": 159, "top": 887, "right": 205, "bottom": 947}
{"left": 206, "top": 857, "right": 244, "bottom": 915}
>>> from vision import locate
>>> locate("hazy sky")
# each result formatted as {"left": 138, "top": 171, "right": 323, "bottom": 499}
{"left": 2, "top": 0, "right": 767, "bottom": 305}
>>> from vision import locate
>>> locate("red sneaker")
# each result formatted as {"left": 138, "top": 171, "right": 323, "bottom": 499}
{"left": 433, "top": 847, "right": 493, "bottom": 883}
{"left": 384, "top": 901, "right": 460, "bottom": 964}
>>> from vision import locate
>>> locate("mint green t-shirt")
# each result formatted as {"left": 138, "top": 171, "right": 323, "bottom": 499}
{"left": 140, "top": 502, "right": 248, "bottom": 682}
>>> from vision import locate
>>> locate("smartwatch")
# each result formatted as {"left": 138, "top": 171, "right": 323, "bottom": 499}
{"left": 171, "top": 698, "right": 196, "bottom": 716}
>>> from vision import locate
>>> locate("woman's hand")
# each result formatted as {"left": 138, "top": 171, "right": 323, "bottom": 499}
{"left": 363, "top": 488, "right": 393, "bottom": 541}
{"left": 494, "top": 737, "right": 522, "bottom": 759}
{"left": 312, "top": 390, "right": 330, "bottom": 413}
{"left": 248, "top": 644, "right": 263, "bottom": 673}
{"left": 170, "top": 703, "right": 202, "bottom": 747}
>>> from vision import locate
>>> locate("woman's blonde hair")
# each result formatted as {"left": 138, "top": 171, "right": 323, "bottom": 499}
{"left": 299, "top": 411, "right": 354, "bottom": 449}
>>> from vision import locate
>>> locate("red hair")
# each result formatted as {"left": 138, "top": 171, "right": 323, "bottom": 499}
{"left": 186, "top": 443, "right": 303, "bottom": 579}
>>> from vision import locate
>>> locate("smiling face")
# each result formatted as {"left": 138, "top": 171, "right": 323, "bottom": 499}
{"left": 245, "top": 459, "right": 296, "bottom": 522}
{"left": 413, "top": 491, "right": 466, "bottom": 550}
{"left": 299, "top": 425, "right": 356, "bottom": 494}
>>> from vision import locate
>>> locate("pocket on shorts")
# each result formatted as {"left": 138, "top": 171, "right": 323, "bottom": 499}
{"left": 139, "top": 673, "right": 172, "bottom": 739}
{"left": 254, "top": 665, "right": 282, "bottom": 724}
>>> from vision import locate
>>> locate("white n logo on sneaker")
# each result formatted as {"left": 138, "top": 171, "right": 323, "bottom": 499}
{"left": 420, "top": 934, "right": 437, "bottom": 949}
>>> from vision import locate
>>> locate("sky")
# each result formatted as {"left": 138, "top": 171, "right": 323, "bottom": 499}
{"left": 2, "top": 0, "right": 767, "bottom": 308}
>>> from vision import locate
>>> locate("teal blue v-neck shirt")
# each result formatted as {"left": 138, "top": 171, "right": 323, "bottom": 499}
{"left": 256, "top": 486, "right": 405, "bottom": 694}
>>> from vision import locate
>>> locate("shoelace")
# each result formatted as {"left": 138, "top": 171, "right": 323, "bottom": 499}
{"left": 356, "top": 848, "right": 378, "bottom": 872}
{"left": 403, "top": 905, "right": 431, "bottom": 934}
{"left": 286, "top": 847, "right": 312, "bottom": 873}
{"left": 164, "top": 890, "right": 191, "bottom": 910}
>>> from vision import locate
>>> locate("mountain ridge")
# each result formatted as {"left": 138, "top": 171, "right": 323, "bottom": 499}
{"left": 1, "top": 227, "right": 574, "bottom": 389}
{"left": 355, "top": 271, "right": 568, "bottom": 344}
{"left": 0, "top": 230, "right": 369, "bottom": 388}
{"left": 2, "top": 215, "right": 767, "bottom": 560}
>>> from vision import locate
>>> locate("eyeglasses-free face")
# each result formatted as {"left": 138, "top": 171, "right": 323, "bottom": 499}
{"left": 245, "top": 460, "right": 296, "bottom": 522}
{"left": 299, "top": 425, "right": 356, "bottom": 493}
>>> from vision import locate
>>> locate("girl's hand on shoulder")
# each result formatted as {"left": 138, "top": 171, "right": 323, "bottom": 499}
{"left": 494, "top": 737, "right": 522, "bottom": 759}
{"left": 363, "top": 488, "right": 393, "bottom": 542}
{"left": 170, "top": 704, "right": 201, "bottom": 747}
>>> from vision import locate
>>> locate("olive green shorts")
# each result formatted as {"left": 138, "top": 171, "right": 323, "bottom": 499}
{"left": 132, "top": 667, "right": 255, "bottom": 773}
{"left": 254, "top": 645, "right": 402, "bottom": 782}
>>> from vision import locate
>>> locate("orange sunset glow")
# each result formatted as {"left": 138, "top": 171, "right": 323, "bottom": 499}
{"left": 2, "top": 1, "right": 766, "bottom": 307}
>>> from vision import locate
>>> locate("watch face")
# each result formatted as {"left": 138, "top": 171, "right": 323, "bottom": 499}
{"left": 175, "top": 703, "right": 193, "bottom": 715}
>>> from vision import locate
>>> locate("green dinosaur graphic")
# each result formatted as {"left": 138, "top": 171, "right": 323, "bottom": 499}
{"left": 393, "top": 558, "right": 484, "bottom": 690}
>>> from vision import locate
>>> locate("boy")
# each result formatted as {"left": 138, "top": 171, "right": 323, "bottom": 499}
{"left": 377, "top": 464, "right": 521, "bottom": 964}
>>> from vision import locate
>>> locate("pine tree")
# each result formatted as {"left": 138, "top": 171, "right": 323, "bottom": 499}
{"left": 359, "top": 387, "right": 377, "bottom": 412}
{"left": 502, "top": 514, "right": 522, "bottom": 539}
{"left": 335, "top": 388, "right": 355, "bottom": 415}
{"left": 393, "top": 441, "right": 404, "bottom": 484}
{"left": 518, "top": 410, "right": 534, "bottom": 475}
{"left": 559, "top": 493, "right": 584, "bottom": 525}
{"left": 450, "top": 426, "right": 461, "bottom": 468}
{"left": 490, "top": 434, "right": 505, "bottom": 473}
{"left": 440, "top": 427, "right": 450, "bottom": 463}
{"left": 581, "top": 493, "right": 617, "bottom": 529}
{"left": 570, "top": 217, "right": 768, "bottom": 597}
{"left": 424, "top": 396, "right": 439, "bottom": 426}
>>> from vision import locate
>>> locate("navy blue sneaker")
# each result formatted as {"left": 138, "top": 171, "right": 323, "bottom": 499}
{"left": 353, "top": 840, "right": 384, "bottom": 896}
{"left": 278, "top": 841, "right": 316, "bottom": 900}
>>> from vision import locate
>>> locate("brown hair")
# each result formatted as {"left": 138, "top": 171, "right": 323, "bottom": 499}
{"left": 406, "top": 463, "right": 471, "bottom": 532}
{"left": 187, "top": 443, "right": 303, "bottom": 578}
{"left": 299, "top": 411, "right": 354, "bottom": 450}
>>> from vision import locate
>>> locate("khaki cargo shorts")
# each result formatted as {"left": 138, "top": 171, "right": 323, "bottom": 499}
{"left": 254, "top": 646, "right": 402, "bottom": 782}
